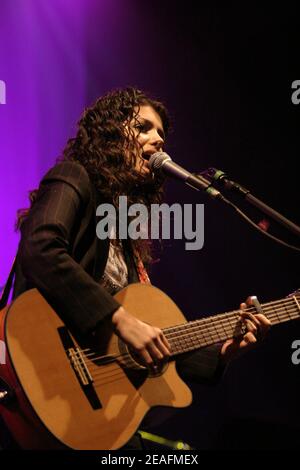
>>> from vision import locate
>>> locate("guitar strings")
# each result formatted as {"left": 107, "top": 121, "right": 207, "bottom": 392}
{"left": 72, "top": 301, "right": 299, "bottom": 363}
{"left": 87, "top": 306, "right": 298, "bottom": 374}
{"left": 71, "top": 305, "right": 300, "bottom": 386}
{"left": 164, "top": 297, "right": 298, "bottom": 335}
{"left": 90, "top": 308, "right": 298, "bottom": 386}
{"left": 165, "top": 304, "right": 299, "bottom": 347}
{"left": 88, "top": 320, "right": 299, "bottom": 385}
{"left": 75, "top": 305, "right": 300, "bottom": 386}
{"left": 74, "top": 297, "right": 299, "bottom": 360}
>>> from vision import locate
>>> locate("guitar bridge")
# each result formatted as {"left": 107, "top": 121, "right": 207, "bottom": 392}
{"left": 68, "top": 347, "right": 93, "bottom": 386}
{"left": 57, "top": 327, "right": 101, "bottom": 410}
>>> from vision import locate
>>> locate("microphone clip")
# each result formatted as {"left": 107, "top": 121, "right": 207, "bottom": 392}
{"left": 199, "top": 167, "right": 250, "bottom": 198}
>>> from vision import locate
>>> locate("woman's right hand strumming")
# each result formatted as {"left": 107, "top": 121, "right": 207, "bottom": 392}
{"left": 111, "top": 306, "right": 171, "bottom": 369}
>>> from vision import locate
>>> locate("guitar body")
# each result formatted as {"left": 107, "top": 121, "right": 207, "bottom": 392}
{"left": 0, "top": 284, "right": 192, "bottom": 449}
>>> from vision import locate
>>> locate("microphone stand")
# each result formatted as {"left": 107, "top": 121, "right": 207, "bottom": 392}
{"left": 197, "top": 169, "right": 300, "bottom": 238}
{"left": 243, "top": 192, "right": 300, "bottom": 238}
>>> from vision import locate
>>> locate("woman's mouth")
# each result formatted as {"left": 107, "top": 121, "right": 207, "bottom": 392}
{"left": 141, "top": 152, "right": 151, "bottom": 161}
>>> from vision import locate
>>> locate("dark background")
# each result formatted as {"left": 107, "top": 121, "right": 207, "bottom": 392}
{"left": 2, "top": 2, "right": 300, "bottom": 450}
{"left": 98, "top": 3, "right": 300, "bottom": 450}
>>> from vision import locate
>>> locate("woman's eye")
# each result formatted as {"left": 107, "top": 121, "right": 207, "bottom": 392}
{"left": 135, "top": 124, "right": 147, "bottom": 132}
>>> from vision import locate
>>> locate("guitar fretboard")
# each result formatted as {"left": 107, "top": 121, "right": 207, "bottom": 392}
{"left": 163, "top": 294, "right": 300, "bottom": 357}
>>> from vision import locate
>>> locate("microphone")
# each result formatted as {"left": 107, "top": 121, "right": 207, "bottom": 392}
{"left": 148, "top": 152, "right": 223, "bottom": 200}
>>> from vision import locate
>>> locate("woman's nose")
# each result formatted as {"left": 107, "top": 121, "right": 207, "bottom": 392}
{"left": 151, "top": 130, "right": 164, "bottom": 148}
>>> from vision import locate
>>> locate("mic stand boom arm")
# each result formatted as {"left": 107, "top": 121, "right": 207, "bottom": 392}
{"left": 204, "top": 168, "right": 300, "bottom": 238}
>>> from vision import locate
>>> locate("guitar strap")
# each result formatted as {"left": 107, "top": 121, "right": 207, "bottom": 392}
{"left": 131, "top": 247, "right": 151, "bottom": 285}
{"left": 0, "top": 257, "right": 16, "bottom": 310}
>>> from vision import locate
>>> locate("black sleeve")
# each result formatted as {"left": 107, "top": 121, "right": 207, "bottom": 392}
{"left": 17, "top": 161, "right": 121, "bottom": 335}
{"left": 175, "top": 344, "right": 226, "bottom": 385}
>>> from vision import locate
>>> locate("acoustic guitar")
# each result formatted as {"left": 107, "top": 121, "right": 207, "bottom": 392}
{"left": 0, "top": 284, "right": 299, "bottom": 449}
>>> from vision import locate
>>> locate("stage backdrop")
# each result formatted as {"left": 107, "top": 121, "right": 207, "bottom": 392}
{"left": 1, "top": 1, "right": 299, "bottom": 449}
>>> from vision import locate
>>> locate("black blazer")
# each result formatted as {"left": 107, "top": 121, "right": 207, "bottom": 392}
{"left": 13, "top": 161, "right": 223, "bottom": 384}
{"left": 14, "top": 161, "right": 131, "bottom": 334}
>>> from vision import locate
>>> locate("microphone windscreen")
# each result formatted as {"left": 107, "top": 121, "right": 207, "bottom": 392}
{"left": 148, "top": 152, "right": 172, "bottom": 170}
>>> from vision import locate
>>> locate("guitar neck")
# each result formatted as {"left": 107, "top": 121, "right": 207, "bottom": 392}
{"left": 163, "top": 294, "right": 300, "bottom": 358}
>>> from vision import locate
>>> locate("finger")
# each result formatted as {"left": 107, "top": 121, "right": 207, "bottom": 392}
{"left": 243, "top": 319, "right": 258, "bottom": 335}
{"left": 245, "top": 296, "right": 271, "bottom": 326}
{"left": 254, "top": 315, "right": 271, "bottom": 339}
{"left": 154, "top": 336, "right": 171, "bottom": 358}
{"left": 242, "top": 332, "right": 257, "bottom": 345}
{"left": 139, "top": 349, "right": 155, "bottom": 367}
{"left": 240, "top": 311, "right": 271, "bottom": 339}
{"left": 240, "top": 311, "right": 261, "bottom": 328}
{"left": 255, "top": 313, "right": 272, "bottom": 327}
{"left": 160, "top": 332, "right": 171, "bottom": 353}
{"left": 147, "top": 341, "right": 164, "bottom": 362}
{"left": 156, "top": 331, "right": 171, "bottom": 353}
{"left": 240, "top": 302, "right": 247, "bottom": 310}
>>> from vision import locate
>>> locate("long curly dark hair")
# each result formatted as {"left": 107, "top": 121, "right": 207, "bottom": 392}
{"left": 17, "top": 87, "right": 170, "bottom": 264}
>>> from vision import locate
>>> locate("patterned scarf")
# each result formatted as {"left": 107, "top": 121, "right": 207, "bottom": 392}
{"left": 132, "top": 247, "right": 151, "bottom": 284}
